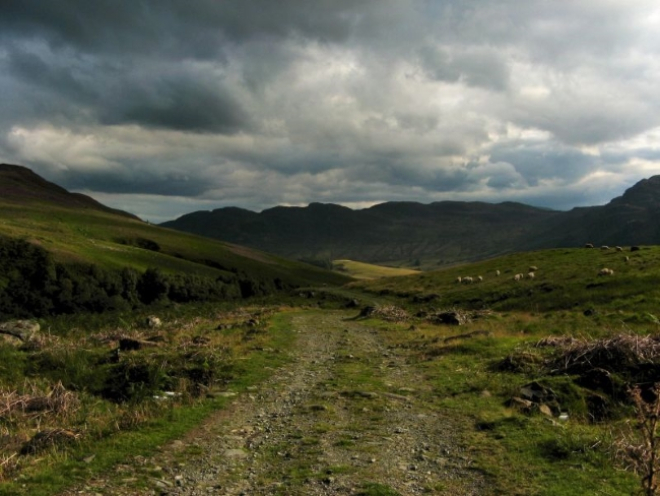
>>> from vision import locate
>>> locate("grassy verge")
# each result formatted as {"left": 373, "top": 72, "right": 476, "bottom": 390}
{"left": 0, "top": 308, "right": 297, "bottom": 495}
{"left": 362, "top": 313, "right": 640, "bottom": 495}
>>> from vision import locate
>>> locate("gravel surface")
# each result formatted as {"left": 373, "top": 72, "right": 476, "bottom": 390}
{"left": 63, "top": 312, "right": 487, "bottom": 495}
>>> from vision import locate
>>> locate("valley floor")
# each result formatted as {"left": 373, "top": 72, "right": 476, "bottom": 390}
{"left": 60, "top": 311, "right": 485, "bottom": 495}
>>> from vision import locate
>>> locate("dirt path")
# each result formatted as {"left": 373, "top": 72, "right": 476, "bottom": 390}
{"left": 71, "top": 311, "right": 486, "bottom": 495}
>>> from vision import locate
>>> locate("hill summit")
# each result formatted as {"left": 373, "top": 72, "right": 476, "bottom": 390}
{"left": 0, "top": 163, "right": 138, "bottom": 219}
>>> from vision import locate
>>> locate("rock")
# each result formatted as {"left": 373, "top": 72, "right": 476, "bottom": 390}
{"left": 538, "top": 404, "right": 553, "bottom": 417}
{"left": 119, "top": 337, "right": 143, "bottom": 351}
{"left": 146, "top": 316, "right": 162, "bottom": 328}
{"left": 224, "top": 449, "right": 248, "bottom": 459}
{"left": 0, "top": 319, "right": 40, "bottom": 341}
{"left": 519, "top": 381, "right": 557, "bottom": 404}
{"left": 507, "top": 397, "right": 533, "bottom": 412}
{"left": 432, "top": 311, "right": 464, "bottom": 325}
{"left": 154, "top": 479, "right": 172, "bottom": 488}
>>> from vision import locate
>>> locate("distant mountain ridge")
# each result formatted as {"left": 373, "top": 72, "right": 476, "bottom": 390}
{"left": 0, "top": 163, "right": 139, "bottom": 219}
{"left": 161, "top": 199, "right": 558, "bottom": 266}
{"left": 161, "top": 176, "right": 660, "bottom": 267}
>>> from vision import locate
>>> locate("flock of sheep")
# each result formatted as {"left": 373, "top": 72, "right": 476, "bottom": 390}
{"left": 454, "top": 244, "right": 639, "bottom": 284}
{"left": 456, "top": 266, "right": 537, "bottom": 284}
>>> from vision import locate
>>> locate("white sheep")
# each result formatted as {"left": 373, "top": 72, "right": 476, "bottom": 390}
{"left": 456, "top": 276, "right": 462, "bottom": 283}
{"left": 601, "top": 245, "right": 610, "bottom": 250}
{"left": 598, "top": 268, "right": 614, "bottom": 276}
{"left": 513, "top": 273, "right": 523, "bottom": 281}
{"left": 477, "top": 275, "right": 483, "bottom": 282}
{"left": 585, "top": 243, "right": 594, "bottom": 248}
{"left": 495, "top": 270, "right": 501, "bottom": 276}
{"left": 527, "top": 272, "right": 535, "bottom": 279}
{"left": 615, "top": 246, "right": 623, "bottom": 252}
{"left": 625, "top": 256, "right": 630, "bottom": 262}
{"left": 528, "top": 266, "right": 538, "bottom": 272}
{"left": 463, "top": 276, "right": 474, "bottom": 284}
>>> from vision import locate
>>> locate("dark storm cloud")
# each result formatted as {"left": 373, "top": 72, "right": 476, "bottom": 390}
{"left": 1, "top": 40, "right": 249, "bottom": 134}
{"left": 49, "top": 166, "right": 214, "bottom": 197}
{"left": 0, "top": 0, "right": 399, "bottom": 57}
{"left": 100, "top": 72, "right": 249, "bottom": 134}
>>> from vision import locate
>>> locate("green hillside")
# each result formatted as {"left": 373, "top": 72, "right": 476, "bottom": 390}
{"left": 0, "top": 165, "right": 351, "bottom": 319}
{"left": 354, "top": 245, "right": 657, "bottom": 314}
{"left": 0, "top": 199, "right": 349, "bottom": 285}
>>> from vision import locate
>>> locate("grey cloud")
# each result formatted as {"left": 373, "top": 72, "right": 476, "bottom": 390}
{"left": 51, "top": 167, "right": 216, "bottom": 197}
{"left": 0, "top": 0, "right": 407, "bottom": 58}
{"left": 489, "top": 143, "right": 600, "bottom": 186}
{"left": 2, "top": 40, "right": 249, "bottom": 134}
{"left": 418, "top": 45, "right": 510, "bottom": 91}
{"left": 100, "top": 73, "right": 249, "bottom": 134}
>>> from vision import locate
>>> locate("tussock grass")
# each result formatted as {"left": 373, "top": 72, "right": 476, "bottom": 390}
{"left": 362, "top": 302, "right": 642, "bottom": 493}
{"left": 0, "top": 306, "right": 298, "bottom": 494}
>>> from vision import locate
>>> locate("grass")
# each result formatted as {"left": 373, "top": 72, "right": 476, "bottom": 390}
{"left": 0, "top": 307, "right": 298, "bottom": 495}
{"left": 361, "top": 309, "right": 640, "bottom": 494}
{"left": 0, "top": 201, "right": 351, "bottom": 289}
{"left": 3, "top": 239, "right": 660, "bottom": 493}
{"left": 333, "top": 259, "right": 421, "bottom": 280}
{"left": 355, "top": 246, "right": 660, "bottom": 315}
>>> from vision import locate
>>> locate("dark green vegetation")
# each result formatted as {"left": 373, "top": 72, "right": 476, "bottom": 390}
{"left": 0, "top": 164, "right": 350, "bottom": 320}
{"left": 161, "top": 175, "right": 660, "bottom": 268}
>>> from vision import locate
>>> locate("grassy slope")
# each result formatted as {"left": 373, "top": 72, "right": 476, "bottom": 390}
{"left": 332, "top": 259, "right": 421, "bottom": 280}
{"left": 0, "top": 200, "right": 351, "bottom": 288}
{"left": 351, "top": 246, "right": 660, "bottom": 494}
{"left": 354, "top": 245, "right": 660, "bottom": 315}
{"left": 0, "top": 307, "right": 299, "bottom": 496}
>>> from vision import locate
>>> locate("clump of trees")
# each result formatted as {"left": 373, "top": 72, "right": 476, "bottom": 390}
{"left": 0, "top": 236, "right": 280, "bottom": 320}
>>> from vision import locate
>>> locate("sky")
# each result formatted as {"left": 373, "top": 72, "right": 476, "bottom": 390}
{"left": 2, "top": 1, "right": 660, "bottom": 223}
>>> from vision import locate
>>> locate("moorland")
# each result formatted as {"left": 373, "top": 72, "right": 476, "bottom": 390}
{"left": 1, "top": 163, "right": 659, "bottom": 495}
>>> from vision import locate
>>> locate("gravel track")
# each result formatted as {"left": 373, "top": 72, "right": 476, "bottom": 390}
{"left": 65, "top": 312, "right": 486, "bottom": 495}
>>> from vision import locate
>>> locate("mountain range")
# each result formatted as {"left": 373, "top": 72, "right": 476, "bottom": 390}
{"left": 161, "top": 176, "right": 660, "bottom": 267}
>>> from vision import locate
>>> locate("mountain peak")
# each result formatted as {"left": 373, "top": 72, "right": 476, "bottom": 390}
{"left": 609, "top": 175, "right": 660, "bottom": 208}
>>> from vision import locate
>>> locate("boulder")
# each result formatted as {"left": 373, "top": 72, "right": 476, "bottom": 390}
{"left": 0, "top": 320, "right": 40, "bottom": 341}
